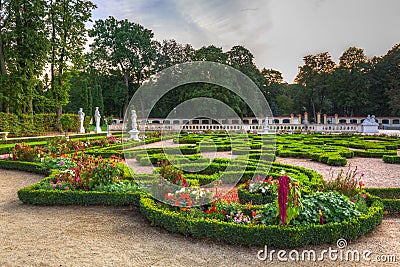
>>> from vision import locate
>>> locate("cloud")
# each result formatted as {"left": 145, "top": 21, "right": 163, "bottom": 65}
{"left": 91, "top": 0, "right": 400, "bottom": 82}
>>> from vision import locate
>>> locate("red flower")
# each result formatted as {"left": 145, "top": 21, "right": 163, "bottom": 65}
{"left": 174, "top": 201, "right": 180, "bottom": 206}
{"left": 278, "top": 175, "right": 290, "bottom": 225}
{"left": 362, "top": 193, "right": 367, "bottom": 199}
{"left": 221, "top": 210, "right": 226, "bottom": 215}
{"left": 251, "top": 210, "right": 257, "bottom": 217}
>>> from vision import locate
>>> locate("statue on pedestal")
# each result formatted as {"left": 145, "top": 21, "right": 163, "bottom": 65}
{"left": 362, "top": 114, "right": 379, "bottom": 134}
{"left": 78, "top": 108, "right": 85, "bottom": 134}
{"left": 94, "top": 107, "right": 102, "bottom": 133}
{"left": 128, "top": 109, "right": 140, "bottom": 140}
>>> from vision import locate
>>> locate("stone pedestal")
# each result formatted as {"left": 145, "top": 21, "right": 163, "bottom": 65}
{"left": 290, "top": 114, "right": 294, "bottom": 124}
{"left": 297, "top": 114, "right": 302, "bottom": 124}
{"left": 334, "top": 114, "right": 339, "bottom": 124}
{"left": 129, "top": 129, "right": 140, "bottom": 140}
{"left": 129, "top": 109, "right": 140, "bottom": 141}
{"left": 323, "top": 114, "right": 327, "bottom": 124}
{"left": 317, "top": 112, "right": 321, "bottom": 124}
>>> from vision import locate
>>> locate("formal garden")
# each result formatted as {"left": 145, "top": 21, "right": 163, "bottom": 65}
{"left": 1, "top": 130, "right": 399, "bottom": 250}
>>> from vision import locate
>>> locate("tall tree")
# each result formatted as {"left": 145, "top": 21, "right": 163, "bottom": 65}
{"left": 156, "top": 39, "right": 194, "bottom": 69}
{"left": 332, "top": 47, "right": 370, "bottom": 116}
{"left": 380, "top": 44, "right": 400, "bottom": 115}
{"left": 89, "top": 16, "right": 158, "bottom": 115}
{"left": 194, "top": 45, "right": 228, "bottom": 63}
{"left": 47, "top": 0, "right": 95, "bottom": 121}
{"left": 295, "top": 52, "right": 335, "bottom": 120}
{"left": 0, "top": 0, "right": 48, "bottom": 114}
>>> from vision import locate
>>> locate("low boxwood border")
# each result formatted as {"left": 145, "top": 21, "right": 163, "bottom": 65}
{"left": 17, "top": 182, "right": 143, "bottom": 206}
{"left": 0, "top": 159, "right": 49, "bottom": 175}
{"left": 366, "top": 188, "right": 400, "bottom": 214}
{"left": 139, "top": 196, "right": 383, "bottom": 248}
{"left": 383, "top": 155, "right": 400, "bottom": 164}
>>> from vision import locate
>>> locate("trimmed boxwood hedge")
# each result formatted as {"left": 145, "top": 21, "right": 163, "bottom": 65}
{"left": 139, "top": 195, "right": 383, "bottom": 248}
{"left": 0, "top": 160, "right": 50, "bottom": 175}
{"left": 383, "top": 155, "right": 400, "bottom": 164}
{"left": 365, "top": 188, "right": 400, "bottom": 214}
{"left": 17, "top": 181, "right": 143, "bottom": 206}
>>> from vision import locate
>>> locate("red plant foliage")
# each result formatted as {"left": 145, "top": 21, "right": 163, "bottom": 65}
{"left": 278, "top": 175, "right": 290, "bottom": 225}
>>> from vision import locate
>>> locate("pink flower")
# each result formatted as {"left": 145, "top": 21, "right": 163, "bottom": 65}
{"left": 362, "top": 193, "right": 367, "bottom": 199}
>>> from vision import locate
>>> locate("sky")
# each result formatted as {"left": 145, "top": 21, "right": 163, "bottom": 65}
{"left": 90, "top": 0, "right": 400, "bottom": 83}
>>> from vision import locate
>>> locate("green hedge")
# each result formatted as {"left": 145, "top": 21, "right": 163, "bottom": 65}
{"left": 139, "top": 196, "right": 383, "bottom": 248}
{"left": 383, "top": 155, "right": 400, "bottom": 164}
{"left": 0, "top": 160, "right": 49, "bottom": 175}
{"left": 365, "top": 188, "right": 400, "bottom": 213}
{"left": 0, "top": 112, "right": 90, "bottom": 137}
{"left": 18, "top": 182, "right": 143, "bottom": 206}
{"left": 353, "top": 150, "right": 397, "bottom": 158}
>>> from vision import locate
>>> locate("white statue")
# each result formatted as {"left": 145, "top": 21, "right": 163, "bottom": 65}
{"left": 264, "top": 116, "right": 269, "bottom": 129}
{"left": 362, "top": 114, "right": 379, "bottom": 134}
{"left": 366, "top": 115, "right": 371, "bottom": 124}
{"left": 371, "top": 115, "right": 376, "bottom": 123}
{"left": 131, "top": 110, "right": 137, "bottom": 130}
{"left": 94, "top": 107, "right": 102, "bottom": 133}
{"left": 128, "top": 109, "right": 140, "bottom": 140}
{"left": 78, "top": 108, "right": 85, "bottom": 134}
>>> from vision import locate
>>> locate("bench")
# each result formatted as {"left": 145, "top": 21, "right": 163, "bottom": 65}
{"left": 0, "top": 132, "right": 9, "bottom": 140}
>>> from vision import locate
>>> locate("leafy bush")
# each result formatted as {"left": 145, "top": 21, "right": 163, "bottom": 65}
{"left": 295, "top": 191, "right": 361, "bottom": 225}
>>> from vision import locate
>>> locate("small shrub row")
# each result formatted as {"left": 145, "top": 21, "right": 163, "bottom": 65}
{"left": 18, "top": 182, "right": 143, "bottom": 206}
{"left": 365, "top": 188, "right": 400, "bottom": 214}
{"left": 0, "top": 160, "right": 49, "bottom": 175}
{"left": 383, "top": 155, "right": 400, "bottom": 164}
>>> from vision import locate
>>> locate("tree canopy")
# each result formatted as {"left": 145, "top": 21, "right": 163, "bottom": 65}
{"left": 0, "top": 4, "right": 399, "bottom": 120}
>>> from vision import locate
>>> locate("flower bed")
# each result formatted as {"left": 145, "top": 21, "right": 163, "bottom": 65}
{"left": 138, "top": 195, "right": 383, "bottom": 248}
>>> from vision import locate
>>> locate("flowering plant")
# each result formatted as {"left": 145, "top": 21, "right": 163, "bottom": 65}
{"left": 52, "top": 154, "right": 124, "bottom": 191}
{"left": 41, "top": 156, "right": 76, "bottom": 171}
{"left": 12, "top": 143, "right": 44, "bottom": 162}
{"left": 164, "top": 187, "right": 213, "bottom": 207}
{"left": 276, "top": 174, "right": 302, "bottom": 225}
{"left": 323, "top": 165, "right": 364, "bottom": 197}
{"left": 247, "top": 175, "right": 278, "bottom": 196}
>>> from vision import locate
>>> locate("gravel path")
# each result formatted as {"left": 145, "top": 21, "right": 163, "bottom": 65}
{"left": 275, "top": 157, "right": 400, "bottom": 188}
